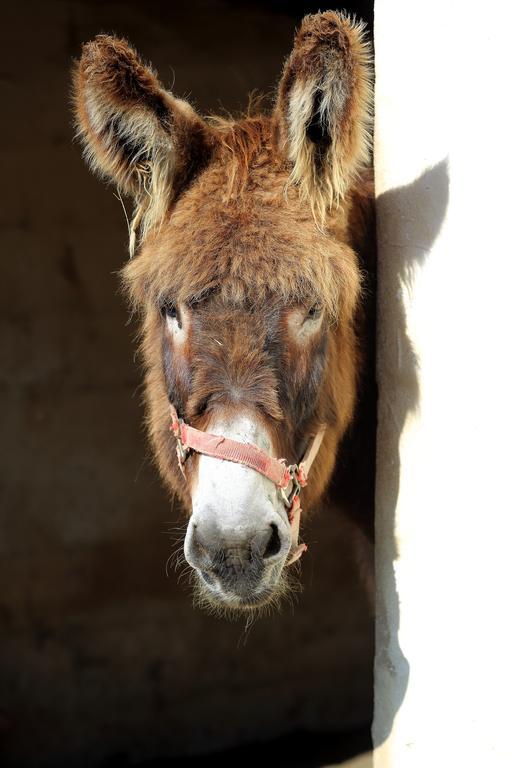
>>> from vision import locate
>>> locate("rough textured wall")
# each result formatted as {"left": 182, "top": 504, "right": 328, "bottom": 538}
{"left": 0, "top": 2, "right": 373, "bottom": 766}
{"left": 373, "top": 1, "right": 512, "bottom": 765}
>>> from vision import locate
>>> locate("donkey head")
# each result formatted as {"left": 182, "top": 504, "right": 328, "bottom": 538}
{"left": 73, "top": 12, "right": 372, "bottom": 614}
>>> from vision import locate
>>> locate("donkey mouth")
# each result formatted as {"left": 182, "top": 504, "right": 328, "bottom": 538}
{"left": 196, "top": 584, "right": 279, "bottom": 612}
{"left": 194, "top": 564, "right": 288, "bottom": 612}
{"left": 230, "top": 588, "right": 275, "bottom": 609}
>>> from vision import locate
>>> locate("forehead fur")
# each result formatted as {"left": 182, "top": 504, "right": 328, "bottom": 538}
{"left": 123, "top": 117, "right": 360, "bottom": 321}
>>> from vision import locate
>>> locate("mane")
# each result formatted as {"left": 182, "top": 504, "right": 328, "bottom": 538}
{"left": 207, "top": 114, "right": 277, "bottom": 200}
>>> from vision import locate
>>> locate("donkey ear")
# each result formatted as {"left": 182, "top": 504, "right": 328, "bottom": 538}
{"left": 274, "top": 12, "right": 372, "bottom": 220}
{"left": 73, "top": 35, "right": 212, "bottom": 248}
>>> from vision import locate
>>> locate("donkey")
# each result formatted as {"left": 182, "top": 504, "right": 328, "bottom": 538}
{"left": 73, "top": 11, "right": 374, "bottom": 614}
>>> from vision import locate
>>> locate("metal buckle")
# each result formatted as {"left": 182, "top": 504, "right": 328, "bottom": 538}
{"left": 173, "top": 419, "right": 191, "bottom": 468}
{"left": 280, "top": 465, "right": 302, "bottom": 509}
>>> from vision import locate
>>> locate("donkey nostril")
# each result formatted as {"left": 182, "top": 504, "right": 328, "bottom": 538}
{"left": 185, "top": 523, "right": 213, "bottom": 572}
{"left": 263, "top": 523, "right": 281, "bottom": 559}
{"left": 200, "top": 570, "right": 215, "bottom": 586}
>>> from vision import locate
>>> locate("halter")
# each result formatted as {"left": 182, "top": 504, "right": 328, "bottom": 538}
{"left": 169, "top": 404, "right": 326, "bottom": 564}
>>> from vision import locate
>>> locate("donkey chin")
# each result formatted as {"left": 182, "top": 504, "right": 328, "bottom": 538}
{"left": 183, "top": 413, "right": 298, "bottom": 615}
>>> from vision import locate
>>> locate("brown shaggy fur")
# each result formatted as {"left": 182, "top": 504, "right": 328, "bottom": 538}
{"left": 275, "top": 11, "right": 372, "bottom": 222}
{"left": 73, "top": 12, "right": 374, "bottom": 548}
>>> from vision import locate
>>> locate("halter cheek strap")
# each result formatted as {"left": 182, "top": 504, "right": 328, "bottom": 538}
{"left": 169, "top": 404, "right": 326, "bottom": 564}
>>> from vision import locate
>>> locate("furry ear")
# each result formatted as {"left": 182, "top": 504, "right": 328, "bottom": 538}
{"left": 274, "top": 12, "right": 372, "bottom": 222}
{"left": 73, "top": 35, "right": 212, "bottom": 253}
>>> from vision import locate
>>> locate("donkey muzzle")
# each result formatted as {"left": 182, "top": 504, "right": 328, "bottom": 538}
{"left": 184, "top": 512, "right": 291, "bottom": 604}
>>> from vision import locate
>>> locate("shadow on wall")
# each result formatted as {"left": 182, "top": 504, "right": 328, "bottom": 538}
{"left": 373, "top": 160, "right": 450, "bottom": 748}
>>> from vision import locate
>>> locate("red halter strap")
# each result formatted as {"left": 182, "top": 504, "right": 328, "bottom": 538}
{"left": 169, "top": 404, "right": 326, "bottom": 563}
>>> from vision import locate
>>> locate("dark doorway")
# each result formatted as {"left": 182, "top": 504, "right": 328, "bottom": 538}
{"left": 0, "top": 3, "right": 374, "bottom": 766}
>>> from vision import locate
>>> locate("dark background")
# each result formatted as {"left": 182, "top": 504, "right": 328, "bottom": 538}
{"left": 0, "top": 2, "right": 373, "bottom": 766}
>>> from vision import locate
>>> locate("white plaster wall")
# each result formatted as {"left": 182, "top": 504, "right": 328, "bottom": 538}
{"left": 373, "top": 1, "right": 512, "bottom": 765}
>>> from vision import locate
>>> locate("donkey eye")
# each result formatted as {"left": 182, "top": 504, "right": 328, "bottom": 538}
{"left": 161, "top": 301, "right": 177, "bottom": 319}
{"left": 161, "top": 301, "right": 182, "bottom": 330}
{"left": 306, "top": 305, "right": 322, "bottom": 321}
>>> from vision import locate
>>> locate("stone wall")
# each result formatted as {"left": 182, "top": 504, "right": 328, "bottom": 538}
{"left": 373, "top": 1, "right": 512, "bottom": 765}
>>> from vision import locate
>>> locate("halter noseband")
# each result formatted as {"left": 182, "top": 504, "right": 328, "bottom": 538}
{"left": 169, "top": 404, "right": 326, "bottom": 564}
